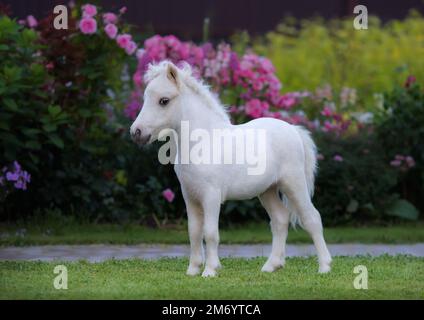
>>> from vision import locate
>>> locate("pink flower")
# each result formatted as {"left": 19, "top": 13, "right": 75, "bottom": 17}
{"left": 245, "top": 99, "right": 268, "bottom": 119}
{"left": 390, "top": 159, "right": 402, "bottom": 167}
{"left": 405, "top": 75, "right": 416, "bottom": 88}
{"left": 133, "top": 71, "right": 143, "bottom": 86}
{"left": 323, "top": 121, "right": 335, "bottom": 132}
{"left": 317, "top": 153, "right": 325, "bottom": 161}
{"left": 321, "top": 106, "right": 333, "bottom": 117}
{"left": 116, "top": 34, "right": 132, "bottom": 49}
{"left": 136, "top": 49, "right": 145, "bottom": 59}
{"left": 104, "top": 24, "right": 118, "bottom": 39}
{"left": 82, "top": 4, "right": 97, "bottom": 17}
{"left": 125, "top": 41, "right": 137, "bottom": 55}
{"left": 79, "top": 17, "right": 97, "bottom": 34}
{"left": 45, "top": 62, "right": 54, "bottom": 70}
{"left": 278, "top": 94, "right": 297, "bottom": 109}
{"left": 162, "top": 188, "right": 175, "bottom": 203}
{"left": 333, "top": 155, "right": 343, "bottom": 162}
{"left": 119, "top": 6, "right": 127, "bottom": 14}
{"left": 405, "top": 156, "right": 416, "bottom": 168}
{"left": 395, "top": 154, "right": 405, "bottom": 161}
{"left": 103, "top": 13, "right": 117, "bottom": 24}
{"left": 26, "top": 15, "right": 37, "bottom": 28}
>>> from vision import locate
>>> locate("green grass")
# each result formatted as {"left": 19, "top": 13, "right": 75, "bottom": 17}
{"left": 0, "top": 256, "right": 423, "bottom": 299}
{"left": 1, "top": 222, "right": 424, "bottom": 246}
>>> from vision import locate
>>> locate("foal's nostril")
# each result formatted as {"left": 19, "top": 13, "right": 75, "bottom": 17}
{"left": 135, "top": 128, "right": 141, "bottom": 137}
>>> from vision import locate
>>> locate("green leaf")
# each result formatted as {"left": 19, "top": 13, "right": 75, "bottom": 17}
{"left": 49, "top": 134, "right": 64, "bottom": 149}
{"left": 78, "top": 109, "right": 92, "bottom": 118}
{"left": 2, "top": 98, "right": 18, "bottom": 111}
{"left": 3, "top": 66, "right": 22, "bottom": 81}
{"left": 385, "top": 199, "right": 419, "bottom": 220}
{"left": 29, "top": 153, "right": 39, "bottom": 164}
{"left": 25, "top": 140, "right": 42, "bottom": 150}
{"left": 0, "top": 132, "right": 22, "bottom": 147}
{"left": 22, "top": 128, "right": 41, "bottom": 136}
{"left": 0, "top": 120, "right": 10, "bottom": 130}
{"left": 48, "top": 105, "right": 61, "bottom": 116}
{"left": 43, "top": 123, "right": 57, "bottom": 132}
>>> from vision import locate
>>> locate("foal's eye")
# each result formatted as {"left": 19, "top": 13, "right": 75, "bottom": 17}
{"left": 159, "top": 97, "right": 170, "bottom": 106}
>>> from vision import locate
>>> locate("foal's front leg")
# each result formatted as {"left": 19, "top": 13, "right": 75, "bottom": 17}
{"left": 185, "top": 199, "right": 204, "bottom": 276}
{"left": 201, "top": 193, "right": 222, "bottom": 277}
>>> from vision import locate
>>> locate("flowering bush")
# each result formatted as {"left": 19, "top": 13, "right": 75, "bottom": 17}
{"left": 375, "top": 78, "right": 424, "bottom": 216}
{"left": 313, "top": 130, "right": 401, "bottom": 224}
{"left": 127, "top": 35, "right": 358, "bottom": 139}
{"left": 128, "top": 35, "right": 302, "bottom": 125}
{"left": 0, "top": 15, "right": 55, "bottom": 202}
{"left": 0, "top": 161, "right": 31, "bottom": 201}
{"left": 0, "top": 4, "right": 141, "bottom": 218}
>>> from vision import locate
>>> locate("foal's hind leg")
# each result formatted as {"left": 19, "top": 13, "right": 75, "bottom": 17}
{"left": 259, "top": 185, "right": 290, "bottom": 272}
{"left": 280, "top": 171, "right": 332, "bottom": 273}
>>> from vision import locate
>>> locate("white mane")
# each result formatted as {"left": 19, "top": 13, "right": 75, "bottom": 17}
{"left": 145, "top": 61, "right": 230, "bottom": 123}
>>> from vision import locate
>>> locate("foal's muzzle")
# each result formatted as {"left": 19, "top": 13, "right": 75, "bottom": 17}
{"left": 131, "top": 128, "right": 151, "bottom": 146}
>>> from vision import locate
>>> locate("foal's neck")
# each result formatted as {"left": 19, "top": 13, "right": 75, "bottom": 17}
{"left": 179, "top": 93, "right": 231, "bottom": 132}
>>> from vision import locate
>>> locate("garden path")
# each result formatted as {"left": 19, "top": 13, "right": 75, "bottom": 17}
{"left": 1, "top": 243, "right": 423, "bottom": 262}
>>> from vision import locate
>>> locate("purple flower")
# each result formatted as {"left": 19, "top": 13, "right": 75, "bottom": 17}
{"left": 6, "top": 171, "right": 19, "bottom": 181}
{"left": 1, "top": 161, "right": 31, "bottom": 191}
{"left": 13, "top": 161, "right": 21, "bottom": 172}
{"left": 26, "top": 15, "right": 38, "bottom": 28}
{"left": 333, "top": 155, "right": 344, "bottom": 162}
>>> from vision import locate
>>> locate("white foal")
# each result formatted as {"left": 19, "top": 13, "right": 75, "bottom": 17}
{"left": 130, "top": 61, "right": 332, "bottom": 277}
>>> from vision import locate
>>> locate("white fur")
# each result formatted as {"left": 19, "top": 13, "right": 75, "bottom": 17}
{"left": 130, "top": 61, "right": 332, "bottom": 276}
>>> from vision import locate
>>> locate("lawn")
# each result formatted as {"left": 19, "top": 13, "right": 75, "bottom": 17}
{"left": 0, "top": 256, "right": 423, "bottom": 299}
{"left": 1, "top": 222, "right": 424, "bottom": 246}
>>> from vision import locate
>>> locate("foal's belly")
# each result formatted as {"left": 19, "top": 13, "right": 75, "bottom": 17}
{"left": 223, "top": 169, "right": 275, "bottom": 201}
{"left": 175, "top": 163, "right": 276, "bottom": 202}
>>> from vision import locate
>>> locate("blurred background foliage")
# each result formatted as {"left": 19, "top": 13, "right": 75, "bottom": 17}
{"left": 233, "top": 11, "right": 424, "bottom": 107}
{"left": 0, "top": 4, "right": 423, "bottom": 226}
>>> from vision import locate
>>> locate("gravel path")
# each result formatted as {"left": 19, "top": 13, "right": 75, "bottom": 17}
{"left": 1, "top": 243, "right": 423, "bottom": 262}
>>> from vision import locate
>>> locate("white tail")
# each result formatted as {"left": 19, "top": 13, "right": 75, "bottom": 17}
{"left": 282, "top": 126, "right": 318, "bottom": 227}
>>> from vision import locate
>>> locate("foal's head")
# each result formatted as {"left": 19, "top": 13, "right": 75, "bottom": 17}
{"left": 130, "top": 61, "right": 184, "bottom": 145}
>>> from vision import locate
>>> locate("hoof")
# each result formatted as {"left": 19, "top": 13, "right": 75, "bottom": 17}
{"left": 202, "top": 268, "right": 217, "bottom": 277}
{"left": 186, "top": 265, "right": 201, "bottom": 276}
{"left": 261, "top": 259, "right": 285, "bottom": 273}
{"left": 318, "top": 263, "right": 331, "bottom": 273}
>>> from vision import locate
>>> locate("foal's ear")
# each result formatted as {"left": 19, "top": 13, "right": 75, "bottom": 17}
{"left": 166, "top": 63, "right": 179, "bottom": 87}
